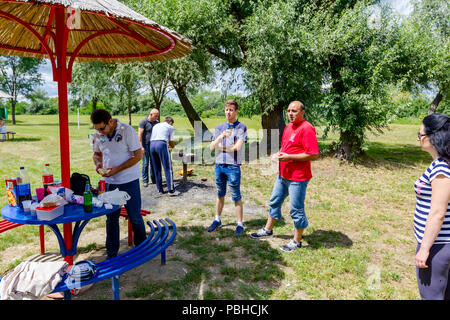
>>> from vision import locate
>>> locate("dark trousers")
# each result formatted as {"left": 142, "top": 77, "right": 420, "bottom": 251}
{"left": 105, "top": 179, "right": 146, "bottom": 257}
{"left": 150, "top": 140, "right": 174, "bottom": 192}
{"left": 142, "top": 143, "right": 156, "bottom": 184}
{"left": 416, "top": 243, "right": 450, "bottom": 300}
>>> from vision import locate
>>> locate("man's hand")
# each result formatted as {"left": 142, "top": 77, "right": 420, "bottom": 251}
{"left": 278, "top": 152, "right": 291, "bottom": 162}
{"left": 221, "top": 129, "right": 232, "bottom": 139}
{"left": 271, "top": 152, "right": 280, "bottom": 162}
{"left": 95, "top": 163, "right": 103, "bottom": 174}
{"left": 101, "top": 166, "right": 119, "bottom": 178}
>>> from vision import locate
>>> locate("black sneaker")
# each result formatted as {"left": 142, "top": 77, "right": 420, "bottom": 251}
{"left": 280, "top": 240, "right": 302, "bottom": 252}
{"left": 207, "top": 220, "right": 222, "bottom": 232}
{"left": 250, "top": 227, "right": 273, "bottom": 239}
{"left": 168, "top": 190, "right": 181, "bottom": 196}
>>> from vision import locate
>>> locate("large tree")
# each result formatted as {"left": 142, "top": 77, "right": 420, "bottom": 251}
{"left": 125, "top": 0, "right": 418, "bottom": 160}
{"left": 0, "top": 56, "right": 43, "bottom": 124}
{"left": 242, "top": 0, "right": 405, "bottom": 159}
{"left": 297, "top": 0, "right": 401, "bottom": 160}
{"left": 395, "top": 0, "right": 449, "bottom": 114}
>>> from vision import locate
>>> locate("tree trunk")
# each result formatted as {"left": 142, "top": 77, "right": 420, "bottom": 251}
{"left": 428, "top": 92, "right": 442, "bottom": 115}
{"left": 335, "top": 131, "right": 364, "bottom": 161}
{"left": 329, "top": 55, "right": 363, "bottom": 161}
{"left": 92, "top": 96, "right": 98, "bottom": 111}
{"left": 172, "top": 82, "right": 210, "bottom": 139}
{"left": 11, "top": 99, "right": 16, "bottom": 125}
{"left": 260, "top": 102, "right": 286, "bottom": 156}
{"left": 127, "top": 93, "right": 132, "bottom": 126}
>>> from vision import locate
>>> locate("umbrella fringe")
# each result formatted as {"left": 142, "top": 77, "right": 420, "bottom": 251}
{"left": 0, "top": 0, "right": 192, "bottom": 63}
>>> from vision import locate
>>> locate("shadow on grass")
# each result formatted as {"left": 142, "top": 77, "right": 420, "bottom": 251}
{"left": 318, "top": 141, "right": 431, "bottom": 169}
{"left": 0, "top": 137, "right": 42, "bottom": 142}
{"left": 245, "top": 218, "right": 287, "bottom": 229}
{"left": 362, "top": 142, "right": 431, "bottom": 168}
{"left": 127, "top": 224, "right": 286, "bottom": 300}
{"left": 174, "top": 178, "right": 211, "bottom": 193}
{"left": 303, "top": 229, "right": 353, "bottom": 249}
{"left": 245, "top": 218, "right": 352, "bottom": 250}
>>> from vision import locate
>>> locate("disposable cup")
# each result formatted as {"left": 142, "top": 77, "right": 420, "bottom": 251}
{"left": 36, "top": 188, "right": 45, "bottom": 201}
{"left": 22, "top": 200, "right": 32, "bottom": 212}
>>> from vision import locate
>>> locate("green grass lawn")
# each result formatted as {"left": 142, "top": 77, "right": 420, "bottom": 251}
{"left": 0, "top": 114, "right": 429, "bottom": 300}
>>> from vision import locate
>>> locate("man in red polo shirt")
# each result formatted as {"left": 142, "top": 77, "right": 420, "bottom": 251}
{"left": 251, "top": 101, "right": 319, "bottom": 252}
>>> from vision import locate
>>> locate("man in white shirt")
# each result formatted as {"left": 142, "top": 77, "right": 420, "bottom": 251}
{"left": 150, "top": 116, "right": 179, "bottom": 196}
{"left": 91, "top": 109, "right": 146, "bottom": 259}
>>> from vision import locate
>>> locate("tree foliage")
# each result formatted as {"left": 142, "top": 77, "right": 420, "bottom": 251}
{"left": 395, "top": 0, "right": 449, "bottom": 114}
{"left": 0, "top": 56, "right": 43, "bottom": 124}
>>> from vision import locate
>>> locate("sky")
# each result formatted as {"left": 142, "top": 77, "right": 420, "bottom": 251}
{"left": 37, "top": 0, "right": 414, "bottom": 99}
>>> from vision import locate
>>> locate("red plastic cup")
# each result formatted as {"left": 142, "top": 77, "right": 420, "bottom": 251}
{"left": 36, "top": 188, "right": 45, "bottom": 201}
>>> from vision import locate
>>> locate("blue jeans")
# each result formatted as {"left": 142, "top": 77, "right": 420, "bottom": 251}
{"left": 215, "top": 164, "right": 242, "bottom": 202}
{"left": 142, "top": 143, "right": 156, "bottom": 184}
{"left": 105, "top": 179, "right": 146, "bottom": 257}
{"left": 268, "top": 175, "right": 309, "bottom": 229}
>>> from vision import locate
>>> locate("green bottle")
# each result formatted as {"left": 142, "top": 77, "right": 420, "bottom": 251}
{"left": 83, "top": 184, "right": 93, "bottom": 213}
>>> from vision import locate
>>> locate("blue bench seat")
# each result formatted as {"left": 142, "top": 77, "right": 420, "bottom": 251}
{"left": 52, "top": 218, "right": 176, "bottom": 300}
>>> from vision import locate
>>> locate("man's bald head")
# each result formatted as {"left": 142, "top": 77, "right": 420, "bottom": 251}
{"left": 149, "top": 108, "right": 160, "bottom": 121}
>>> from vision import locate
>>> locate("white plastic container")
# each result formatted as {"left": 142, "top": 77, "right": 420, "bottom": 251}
{"left": 35, "top": 205, "right": 65, "bottom": 221}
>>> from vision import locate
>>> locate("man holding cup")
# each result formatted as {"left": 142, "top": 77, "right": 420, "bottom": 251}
{"left": 90, "top": 109, "right": 145, "bottom": 259}
{"left": 208, "top": 100, "right": 247, "bottom": 237}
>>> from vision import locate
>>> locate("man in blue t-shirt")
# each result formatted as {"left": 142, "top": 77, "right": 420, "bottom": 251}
{"left": 208, "top": 99, "right": 247, "bottom": 236}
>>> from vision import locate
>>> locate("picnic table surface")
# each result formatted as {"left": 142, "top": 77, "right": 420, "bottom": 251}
{"left": 1, "top": 203, "right": 118, "bottom": 225}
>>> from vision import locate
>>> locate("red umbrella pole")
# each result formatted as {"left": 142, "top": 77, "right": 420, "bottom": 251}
{"left": 55, "top": 7, "right": 73, "bottom": 265}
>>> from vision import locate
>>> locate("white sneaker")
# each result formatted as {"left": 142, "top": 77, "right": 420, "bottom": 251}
{"left": 250, "top": 227, "right": 273, "bottom": 239}
{"left": 280, "top": 239, "right": 302, "bottom": 252}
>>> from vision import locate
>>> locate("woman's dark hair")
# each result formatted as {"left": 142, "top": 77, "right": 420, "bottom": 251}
{"left": 90, "top": 109, "right": 112, "bottom": 124}
{"left": 423, "top": 113, "right": 450, "bottom": 166}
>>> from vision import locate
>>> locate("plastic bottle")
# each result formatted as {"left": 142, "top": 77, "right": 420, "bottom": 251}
{"left": 42, "top": 163, "right": 54, "bottom": 197}
{"left": 83, "top": 184, "right": 93, "bottom": 213}
{"left": 16, "top": 167, "right": 32, "bottom": 207}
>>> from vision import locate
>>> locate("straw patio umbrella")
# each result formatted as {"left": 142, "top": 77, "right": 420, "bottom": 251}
{"left": 0, "top": 0, "right": 193, "bottom": 264}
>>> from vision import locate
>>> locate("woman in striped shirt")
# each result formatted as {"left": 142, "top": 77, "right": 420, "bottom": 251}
{"left": 414, "top": 113, "right": 450, "bottom": 300}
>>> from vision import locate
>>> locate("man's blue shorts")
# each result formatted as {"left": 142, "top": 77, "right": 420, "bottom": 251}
{"left": 214, "top": 164, "right": 242, "bottom": 202}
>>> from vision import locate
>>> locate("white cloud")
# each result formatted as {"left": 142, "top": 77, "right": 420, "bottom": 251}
{"left": 383, "top": 0, "right": 413, "bottom": 16}
{"left": 38, "top": 60, "right": 58, "bottom": 97}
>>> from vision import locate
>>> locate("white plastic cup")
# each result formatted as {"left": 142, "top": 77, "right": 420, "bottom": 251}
{"left": 22, "top": 200, "right": 32, "bottom": 212}
{"left": 30, "top": 203, "right": 39, "bottom": 215}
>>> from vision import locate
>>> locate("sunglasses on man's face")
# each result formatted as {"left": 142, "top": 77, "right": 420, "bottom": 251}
{"left": 417, "top": 132, "right": 427, "bottom": 139}
{"left": 97, "top": 123, "right": 108, "bottom": 132}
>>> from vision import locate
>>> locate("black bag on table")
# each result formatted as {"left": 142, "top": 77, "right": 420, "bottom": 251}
{"left": 70, "top": 173, "right": 91, "bottom": 196}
